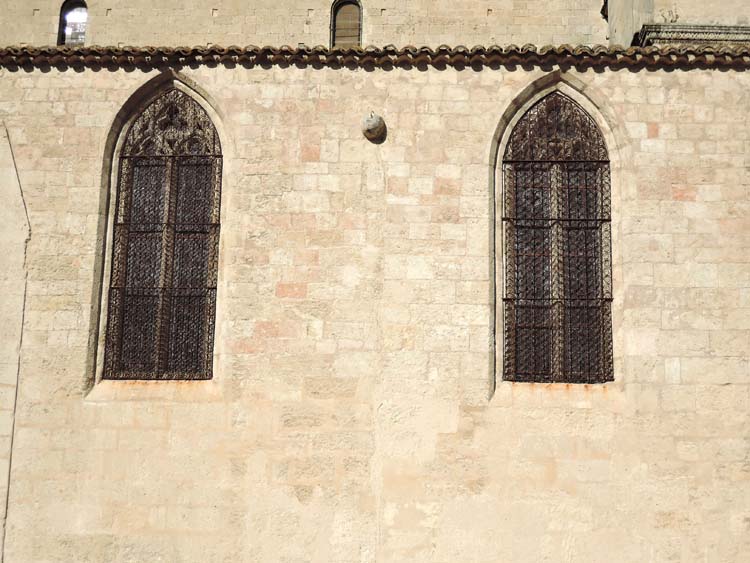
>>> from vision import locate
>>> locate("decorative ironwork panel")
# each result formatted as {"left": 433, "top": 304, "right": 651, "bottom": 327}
{"left": 502, "top": 92, "right": 613, "bottom": 383}
{"left": 504, "top": 92, "right": 608, "bottom": 162}
{"left": 104, "top": 88, "right": 222, "bottom": 380}
{"left": 122, "top": 89, "right": 220, "bottom": 157}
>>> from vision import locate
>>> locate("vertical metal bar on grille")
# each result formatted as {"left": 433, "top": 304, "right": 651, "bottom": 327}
{"left": 103, "top": 88, "right": 222, "bottom": 380}
{"left": 502, "top": 92, "right": 613, "bottom": 383}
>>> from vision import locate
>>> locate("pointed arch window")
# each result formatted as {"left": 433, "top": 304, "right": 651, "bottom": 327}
{"left": 58, "top": 0, "right": 88, "bottom": 46}
{"left": 103, "top": 88, "right": 222, "bottom": 380}
{"left": 331, "top": 0, "right": 362, "bottom": 48}
{"left": 502, "top": 92, "right": 613, "bottom": 383}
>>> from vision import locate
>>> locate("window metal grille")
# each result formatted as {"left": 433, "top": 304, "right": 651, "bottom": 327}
{"left": 502, "top": 92, "right": 613, "bottom": 383}
{"left": 103, "top": 88, "right": 222, "bottom": 380}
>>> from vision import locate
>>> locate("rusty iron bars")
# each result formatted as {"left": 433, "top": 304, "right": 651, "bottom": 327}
{"left": 103, "top": 89, "right": 221, "bottom": 380}
{"left": 502, "top": 92, "right": 614, "bottom": 383}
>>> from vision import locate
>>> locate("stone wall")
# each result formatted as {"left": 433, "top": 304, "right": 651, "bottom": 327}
{"left": 0, "top": 125, "right": 30, "bottom": 558}
{"left": 1, "top": 0, "right": 609, "bottom": 48}
{"left": 652, "top": 0, "right": 750, "bottom": 26}
{"left": 0, "top": 63, "right": 748, "bottom": 562}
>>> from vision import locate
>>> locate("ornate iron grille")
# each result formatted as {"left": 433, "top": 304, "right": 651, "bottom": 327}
{"left": 103, "top": 88, "right": 222, "bottom": 380}
{"left": 502, "top": 92, "right": 613, "bottom": 383}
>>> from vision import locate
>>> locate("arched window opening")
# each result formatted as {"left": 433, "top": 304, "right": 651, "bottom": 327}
{"left": 502, "top": 92, "right": 613, "bottom": 384}
{"left": 57, "top": 0, "right": 88, "bottom": 46}
{"left": 331, "top": 0, "right": 362, "bottom": 48}
{"left": 103, "top": 88, "right": 222, "bottom": 380}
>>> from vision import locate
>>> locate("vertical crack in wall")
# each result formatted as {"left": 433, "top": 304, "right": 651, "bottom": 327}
{"left": 0, "top": 124, "right": 31, "bottom": 563}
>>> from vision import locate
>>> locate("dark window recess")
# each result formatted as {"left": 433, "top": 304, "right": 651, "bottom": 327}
{"left": 332, "top": 1, "right": 362, "bottom": 48}
{"left": 502, "top": 92, "right": 613, "bottom": 384}
{"left": 103, "top": 88, "right": 222, "bottom": 380}
{"left": 57, "top": 0, "right": 88, "bottom": 46}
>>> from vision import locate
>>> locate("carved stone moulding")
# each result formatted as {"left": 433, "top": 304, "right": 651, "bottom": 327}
{"left": 637, "top": 24, "right": 750, "bottom": 47}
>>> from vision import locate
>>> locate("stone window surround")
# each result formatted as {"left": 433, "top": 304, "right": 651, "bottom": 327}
{"left": 491, "top": 73, "right": 626, "bottom": 395}
{"left": 87, "top": 74, "right": 231, "bottom": 403}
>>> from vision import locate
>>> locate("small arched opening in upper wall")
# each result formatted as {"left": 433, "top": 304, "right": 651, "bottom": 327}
{"left": 57, "top": 0, "right": 88, "bottom": 46}
{"left": 330, "top": 0, "right": 362, "bottom": 48}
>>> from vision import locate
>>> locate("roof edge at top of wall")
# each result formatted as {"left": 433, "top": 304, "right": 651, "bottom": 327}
{"left": 1, "top": 44, "right": 749, "bottom": 71}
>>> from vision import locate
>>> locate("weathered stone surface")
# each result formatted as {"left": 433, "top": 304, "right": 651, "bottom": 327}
{"left": 3, "top": 0, "right": 608, "bottom": 48}
{"left": 0, "top": 124, "right": 29, "bottom": 558}
{"left": 0, "top": 31, "right": 748, "bottom": 563}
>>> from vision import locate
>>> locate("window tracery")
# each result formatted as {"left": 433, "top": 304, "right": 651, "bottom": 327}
{"left": 103, "top": 88, "right": 222, "bottom": 380}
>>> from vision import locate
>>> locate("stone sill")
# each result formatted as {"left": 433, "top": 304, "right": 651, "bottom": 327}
{"left": 85, "top": 379, "right": 224, "bottom": 403}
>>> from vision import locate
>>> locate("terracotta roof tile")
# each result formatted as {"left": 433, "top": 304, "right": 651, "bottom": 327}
{"left": 1, "top": 44, "right": 749, "bottom": 71}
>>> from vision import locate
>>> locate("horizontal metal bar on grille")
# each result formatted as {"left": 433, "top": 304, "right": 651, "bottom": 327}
{"left": 504, "top": 159, "right": 611, "bottom": 163}
{"left": 122, "top": 154, "right": 224, "bottom": 159}
{"left": 502, "top": 218, "right": 611, "bottom": 223}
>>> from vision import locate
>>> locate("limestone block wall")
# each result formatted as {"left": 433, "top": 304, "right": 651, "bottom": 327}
{"left": 0, "top": 0, "right": 609, "bottom": 48}
{"left": 652, "top": 0, "right": 750, "bottom": 26}
{"left": 606, "top": 0, "right": 654, "bottom": 45}
{"left": 0, "top": 63, "right": 747, "bottom": 562}
{"left": 0, "top": 126, "right": 30, "bottom": 557}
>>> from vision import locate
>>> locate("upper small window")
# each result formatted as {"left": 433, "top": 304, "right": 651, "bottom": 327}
{"left": 331, "top": 1, "right": 362, "bottom": 48}
{"left": 57, "top": 0, "right": 88, "bottom": 46}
